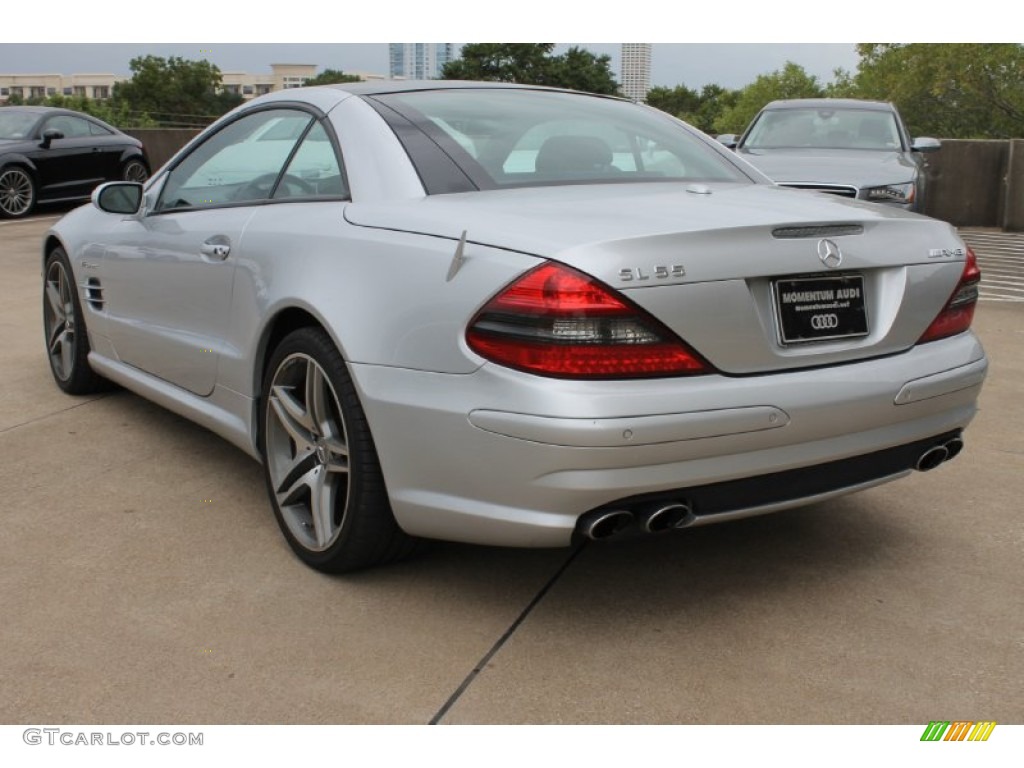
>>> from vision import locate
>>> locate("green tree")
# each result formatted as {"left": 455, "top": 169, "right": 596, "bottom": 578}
{"left": 442, "top": 43, "right": 619, "bottom": 95}
{"left": 303, "top": 68, "right": 362, "bottom": 87}
{"left": 0, "top": 92, "right": 155, "bottom": 128}
{"left": 442, "top": 43, "right": 556, "bottom": 84}
{"left": 113, "top": 55, "right": 243, "bottom": 127}
{"left": 646, "top": 83, "right": 737, "bottom": 134}
{"left": 839, "top": 44, "right": 1024, "bottom": 138}
{"left": 713, "top": 62, "right": 824, "bottom": 134}
{"left": 645, "top": 85, "right": 701, "bottom": 119}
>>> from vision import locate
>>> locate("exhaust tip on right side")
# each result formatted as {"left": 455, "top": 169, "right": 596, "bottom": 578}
{"left": 642, "top": 503, "right": 696, "bottom": 533}
{"left": 944, "top": 437, "right": 964, "bottom": 460}
{"left": 916, "top": 445, "right": 949, "bottom": 472}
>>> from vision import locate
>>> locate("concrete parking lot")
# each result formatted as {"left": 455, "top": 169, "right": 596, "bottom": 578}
{"left": 2, "top": 214, "right": 1022, "bottom": 725}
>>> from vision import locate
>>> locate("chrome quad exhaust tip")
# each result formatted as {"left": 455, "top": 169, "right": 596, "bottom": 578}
{"left": 580, "top": 510, "right": 635, "bottom": 540}
{"left": 639, "top": 502, "right": 697, "bottom": 533}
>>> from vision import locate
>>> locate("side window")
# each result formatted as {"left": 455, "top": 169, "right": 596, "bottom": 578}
{"left": 156, "top": 109, "right": 312, "bottom": 212}
{"left": 272, "top": 121, "right": 348, "bottom": 199}
{"left": 44, "top": 115, "right": 92, "bottom": 138}
{"left": 88, "top": 121, "right": 114, "bottom": 136}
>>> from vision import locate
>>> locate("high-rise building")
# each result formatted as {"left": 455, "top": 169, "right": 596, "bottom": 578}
{"left": 621, "top": 43, "right": 652, "bottom": 103}
{"left": 389, "top": 44, "right": 455, "bottom": 80}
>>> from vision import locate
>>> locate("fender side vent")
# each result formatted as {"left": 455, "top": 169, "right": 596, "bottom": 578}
{"left": 84, "top": 278, "right": 104, "bottom": 310}
{"left": 772, "top": 224, "right": 864, "bottom": 239}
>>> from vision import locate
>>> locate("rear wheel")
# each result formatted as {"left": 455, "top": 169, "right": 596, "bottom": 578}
{"left": 260, "top": 327, "right": 418, "bottom": 572}
{"left": 121, "top": 159, "right": 149, "bottom": 183}
{"left": 43, "top": 247, "right": 107, "bottom": 394}
{"left": 0, "top": 165, "right": 35, "bottom": 219}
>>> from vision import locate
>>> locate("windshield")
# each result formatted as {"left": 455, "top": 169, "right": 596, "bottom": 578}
{"left": 373, "top": 88, "right": 751, "bottom": 190}
{"left": 742, "top": 107, "right": 904, "bottom": 151}
{"left": 0, "top": 110, "right": 39, "bottom": 140}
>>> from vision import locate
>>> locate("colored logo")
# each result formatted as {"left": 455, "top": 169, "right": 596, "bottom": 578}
{"left": 920, "top": 721, "right": 996, "bottom": 741}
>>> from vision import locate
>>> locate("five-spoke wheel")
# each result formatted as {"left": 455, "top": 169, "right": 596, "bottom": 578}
{"left": 42, "top": 248, "right": 106, "bottom": 393}
{"left": 260, "top": 327, "right": 416, "bottom": 572}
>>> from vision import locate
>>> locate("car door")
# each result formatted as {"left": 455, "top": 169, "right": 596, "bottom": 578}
{"left": 100, "top": 107, "right": 317, "bottom": 397}
{"left": 32, "top": 114, "right": 105, "bottom": 199}
{"left": 85, "top": 118, "right": 131, "bottom": 181}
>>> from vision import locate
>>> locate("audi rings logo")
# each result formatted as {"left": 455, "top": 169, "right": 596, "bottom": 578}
{"left": 811, "top": 313, "right": 840, "bottom": 330}
{"left": 817, "top": 239, "right": 843, "bottom": 269}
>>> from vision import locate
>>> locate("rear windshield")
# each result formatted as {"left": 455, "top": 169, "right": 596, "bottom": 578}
{"left": 371, "top": 88, "right": 752, "bottom": 191}
{"left": 0, "top": 110, "right": 39, "bottom": 140}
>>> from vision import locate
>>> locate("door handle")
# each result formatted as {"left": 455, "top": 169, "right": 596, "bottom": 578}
{"left": 200, "top": 238, "right": 231, "bottom": 260}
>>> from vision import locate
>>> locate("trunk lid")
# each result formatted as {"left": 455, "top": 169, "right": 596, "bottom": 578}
{"left": 346, "top": 182, "right": 969, "bottom": 374}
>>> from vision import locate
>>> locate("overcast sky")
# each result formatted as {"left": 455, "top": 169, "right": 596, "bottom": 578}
{"left": 0, "top": 43, "right": 859, "bottom": 91}
{"left": 1, "top": 1, "right": 1003, "bottom": 90}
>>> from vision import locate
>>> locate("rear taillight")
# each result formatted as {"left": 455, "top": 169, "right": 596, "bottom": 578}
{"left": 466, "top": 262, "right": 713, "bottom": 378}
{"left": 918, "top": 248, "right": 981, "bottom": 344}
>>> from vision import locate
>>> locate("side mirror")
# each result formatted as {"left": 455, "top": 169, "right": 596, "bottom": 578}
{"left": 92, "top": 182, "right": 143, "bottom": 215}
{"left": 911, "top": 137, "right": 941, "bottom": 153}
{"left": 716, "top": 134, "right": 738, "bottom": 150}
{"left": 40, "top": 128, "right": 64, "bottom": 149}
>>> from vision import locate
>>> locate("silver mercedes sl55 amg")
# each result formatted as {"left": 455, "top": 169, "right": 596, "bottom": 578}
{"left": 42, "top": 82, "right": 988, "bottom": 572}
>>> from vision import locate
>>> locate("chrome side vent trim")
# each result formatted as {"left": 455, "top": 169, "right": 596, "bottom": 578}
{"left": 83, "top": 278, "right": 105, "bottom": 310}
{"left": 772, "top": 224, "right": 864, "bottom": 239}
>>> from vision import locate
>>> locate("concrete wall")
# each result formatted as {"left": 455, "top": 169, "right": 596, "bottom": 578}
{"left": 924, "top": 139, "right": 1024, "bottom": 231}
{"left": 124, "top": 128, "right": 202, "bottom": 174}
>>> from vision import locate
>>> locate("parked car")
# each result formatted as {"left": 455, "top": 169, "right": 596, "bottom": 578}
{"left": 717, "top": 98, "right": 940, "bottom": 212}
{"left": 42, "top": 83, "right": 986, "bottom": 572}
{"left": 0, "top": 106, "right": 149, "bottom": 218}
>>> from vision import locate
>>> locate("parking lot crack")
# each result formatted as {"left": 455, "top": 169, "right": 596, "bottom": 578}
{"left": 428, "top": 542, "right": 588, "bottom": 724}
{"left": 0, "top": 394, "right": 111, "bottom": 435}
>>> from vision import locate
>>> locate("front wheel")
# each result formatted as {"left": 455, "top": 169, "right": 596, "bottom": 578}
{"left": 43, "top": 248, "right": 107, "bottom": 393}
{"left": 0, "top": 165, "right": 36, "bottom": 218}
{"left": 259, "top": 327, "right": 418, "bottom": 573}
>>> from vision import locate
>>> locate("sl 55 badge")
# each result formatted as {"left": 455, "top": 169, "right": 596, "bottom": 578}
{"left": 619, "top": 264, "right": 686, "bottom": 282}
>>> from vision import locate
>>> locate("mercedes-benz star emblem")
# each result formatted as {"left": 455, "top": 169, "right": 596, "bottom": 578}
{"left": 817, "top": 239, "right": 843, "bottom": 269}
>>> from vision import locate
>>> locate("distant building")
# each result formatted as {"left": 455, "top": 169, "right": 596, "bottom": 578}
{"left": 0, "top": 73, "right": 119, "bottom": 102}
{"left": 389, "top": 44, "right": 455, "bottom": 80}
{"left": 0, "top": 64, "right": 387, "bottom": 105}
{"left": 621, "top": 43, "right": 652, "bottom": 103}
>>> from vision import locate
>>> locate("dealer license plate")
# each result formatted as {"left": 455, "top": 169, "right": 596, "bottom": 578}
{"left": 773, "top": 275, "right": 868, "bottom": 344}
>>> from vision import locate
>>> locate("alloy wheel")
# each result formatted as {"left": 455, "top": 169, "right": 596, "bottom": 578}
{"left": 122, "top": 161, "right": 149, "bottom": 183}
{"left": 0, "top": 167, "right": 34, "bottom": 217}
{"left": 265, "top": 353, "right": 351, "bottom": 552}
{"left": 43, "top": 259, "right": 76, "bottom": 381}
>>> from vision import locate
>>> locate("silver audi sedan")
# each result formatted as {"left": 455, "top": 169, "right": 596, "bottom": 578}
{"left": 717, "top": 98, "right": 940, "bottom": 212}
{"left": 42, "top": 82, "right": 987, "bottom": 572}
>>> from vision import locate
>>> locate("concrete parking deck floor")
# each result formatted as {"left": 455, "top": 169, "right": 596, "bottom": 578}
{"left": 1, "top": 216, "right": 1022, "bottom": 724}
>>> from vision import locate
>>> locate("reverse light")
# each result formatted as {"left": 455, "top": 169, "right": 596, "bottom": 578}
{"left": 918, "top": 247, "right": 981, "bottom": 343}
{"left": 466, "top": 262, "right": 713, "bottom": 378}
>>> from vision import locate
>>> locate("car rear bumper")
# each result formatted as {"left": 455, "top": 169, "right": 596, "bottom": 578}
{"left": 351, "top": 332, "right": 986, "bottom": 548}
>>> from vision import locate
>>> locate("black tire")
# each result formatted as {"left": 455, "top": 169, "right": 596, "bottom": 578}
{"left": 121, "top": 159, "right": 149, "bottom": 184}
{"left": 0, "top": 165, "right": 36, "bottom": 219}
{"left": 43, "top": 247, "right": 108, "bottom": 394}
{"left": 259, "top": 326, "right": 418, "bottom": 573}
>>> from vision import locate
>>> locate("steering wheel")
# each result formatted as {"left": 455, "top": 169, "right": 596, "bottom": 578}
{"left": 234, "top": 173, "right": 315, "bottom": 201}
